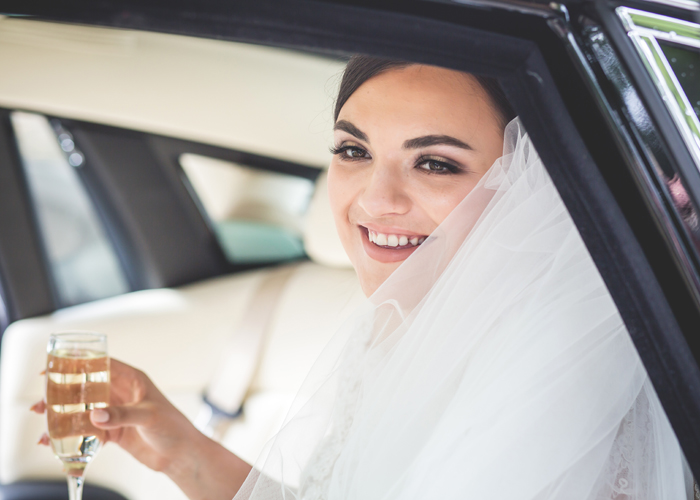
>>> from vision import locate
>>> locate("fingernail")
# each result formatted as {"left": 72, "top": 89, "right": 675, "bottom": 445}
{"left": 91, "top": 409, "right": 109, "bottom": 423}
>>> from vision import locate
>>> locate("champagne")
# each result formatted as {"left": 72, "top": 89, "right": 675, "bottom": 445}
{"left": 46, "top": 349, "right": 110, "bottom": 476}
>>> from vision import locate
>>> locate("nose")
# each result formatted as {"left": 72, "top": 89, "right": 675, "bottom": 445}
{"left": 357, "top": 161, "right": 411, "bottom": 218}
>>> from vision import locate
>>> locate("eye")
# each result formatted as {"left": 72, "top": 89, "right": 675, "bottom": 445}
{"left": 416, "top": 158, "right": 461, "bottom": 174}
{"left": 330, "top": 144, "right": 370, "bottom": 161}
{"left": 420, "top": 160, "right": 448, "bottom": 172}
{"left": 344, "top": 147, "right": 367, "bottom": 159}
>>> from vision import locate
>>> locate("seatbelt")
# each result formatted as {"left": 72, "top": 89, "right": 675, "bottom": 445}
{"left": 195, "top": 264, "right": 298, "bottom": 441}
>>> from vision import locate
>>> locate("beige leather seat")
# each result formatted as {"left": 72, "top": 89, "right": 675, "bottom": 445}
{"left": 0, "top": 173, "right": 364, "bottom": 500}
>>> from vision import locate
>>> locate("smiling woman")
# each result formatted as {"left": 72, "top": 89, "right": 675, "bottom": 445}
{"left": 233, "top": 57, "right": 688, "bottom": 500}
{"left": 328, "top": 57, "right": 512, "bottom": 294}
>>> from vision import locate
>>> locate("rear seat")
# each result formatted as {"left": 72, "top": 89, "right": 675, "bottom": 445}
{"left": 0, "top": 172, "right": 364, "bottom": 500}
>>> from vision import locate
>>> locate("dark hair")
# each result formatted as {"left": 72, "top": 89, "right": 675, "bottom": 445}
{"left": 334, "top": 55, "right": 516, "bottom": 129}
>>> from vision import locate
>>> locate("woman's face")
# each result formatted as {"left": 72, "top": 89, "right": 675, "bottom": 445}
{"left": 328, "top": 65, "right": 505, "bottom": 296}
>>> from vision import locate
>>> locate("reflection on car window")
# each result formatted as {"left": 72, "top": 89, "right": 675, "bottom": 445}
{"left": 11, "top": 111, "right": 129, "bottom": 307}
{"left": 180, "top": 154, "right": 315, "bottom": 264}
{"left": 660, "top": 43, "right": 700, "bottom": 121}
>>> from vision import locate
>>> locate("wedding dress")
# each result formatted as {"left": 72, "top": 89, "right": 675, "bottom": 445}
{"left": 233, "top": 119, "right": 688, "bottom": 500}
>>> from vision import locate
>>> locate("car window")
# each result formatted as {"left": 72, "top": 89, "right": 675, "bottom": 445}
{"left": 660, "top": 43, "right": 700, "bottom": 121}
{"left": 10, "top": 111, "right": 129, "bottom": 307}
{"left": 613, "top": 8, "right": 700, "bottom": 273}
{"left": 617, "top": 8, "right": 700, "bottom": 167}
{"left": 179, "top": 153, "right": 316, "bottom": 264}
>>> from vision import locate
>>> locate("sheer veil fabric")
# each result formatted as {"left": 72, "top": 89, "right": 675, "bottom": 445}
{"left": 234, "top": 119, "right": 687, "bottom": 500}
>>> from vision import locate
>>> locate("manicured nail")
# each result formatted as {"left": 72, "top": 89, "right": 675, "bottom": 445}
{"left": 30, "top": 401, "right": 44, "bottom": 413}
{"left": 91, "top": 409, "right": 109, "bottom": 423}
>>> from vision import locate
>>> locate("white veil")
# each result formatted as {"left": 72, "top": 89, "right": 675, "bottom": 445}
{"left": 233, "top": 119, "right": 688, "bottom": 500}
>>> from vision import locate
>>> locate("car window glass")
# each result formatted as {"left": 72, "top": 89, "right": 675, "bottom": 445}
{"left": 10, "top": 111, "right": 129, "bottom": 307}
{"left": 660, "top": 43, "right": 700, "bottom": 121}
{"left": 616, "top": 8, "right": 700, "bottom": 169}
{"left": 613, "top": 8, "right": 700, "bottom": 279}
{"left": 180, "top": 153, "right": 315, "bottom": 264}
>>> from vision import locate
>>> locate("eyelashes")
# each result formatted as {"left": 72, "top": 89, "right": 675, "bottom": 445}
{"left": 415, "top": 156, "right": 463, "bottom": 175}
{"left": 329, "top": 144, "right": 368, "bottom": 160}
{"left": 330, "top": 143, "right": 466, "bottom": 175}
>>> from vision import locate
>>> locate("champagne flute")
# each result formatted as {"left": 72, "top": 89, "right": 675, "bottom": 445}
{"left": 46, "top": 332, "right": 110, "bottom": 500}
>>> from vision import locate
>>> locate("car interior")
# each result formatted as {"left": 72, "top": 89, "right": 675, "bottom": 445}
{"left": 0, "top": 1, "right": 699, "bottom": 498}
{"left": 0, "top": 17, "right": 367, "bottom": 499}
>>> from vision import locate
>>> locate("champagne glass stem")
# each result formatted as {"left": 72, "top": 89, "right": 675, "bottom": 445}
{"left": 67, "top": 475, "right": 84, "bottom": 500}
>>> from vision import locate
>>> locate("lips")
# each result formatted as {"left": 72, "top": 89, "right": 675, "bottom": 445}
{"left": 359, "top": 225, "right": 428, "bottom": 263}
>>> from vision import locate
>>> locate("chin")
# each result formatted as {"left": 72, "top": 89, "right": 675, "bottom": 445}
{"left": 357, "top": 261, "right": 402, "bottom": 297}
{"left": 346, "top": 233, "right": 409, "bottom": 297}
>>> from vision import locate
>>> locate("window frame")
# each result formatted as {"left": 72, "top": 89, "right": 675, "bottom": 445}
{"left": 0, "top": 109, "right": 57, "bottom": 323}
{"left": 9, "top": 111, "right": 132, "bottom": 308}
{"left": 52, "top": 116, "right": 323, "bottom": 282}
{"left": 157, "top": 136, "right": 321, "bottom": 266}
{"left": 617, "top": 7, "right": 700, "bottom": 171}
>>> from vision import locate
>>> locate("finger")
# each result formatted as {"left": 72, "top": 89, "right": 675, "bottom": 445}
{"left": 109, "top": 357, "right": 130, "bottom": 371}
{"left": 109, "top": 358, "right": 157, "bottom": 403}
{"left": 109, "top": 358, "right": 144, "bottom": 378}
{"left": 30, "top": 400, "right": 46, "bottom": 414}
{"left": 90, "top": 404, "right": 155, "bottom": 429}
{"left": 37, "top": 433, "right": 49, "bottom": 446}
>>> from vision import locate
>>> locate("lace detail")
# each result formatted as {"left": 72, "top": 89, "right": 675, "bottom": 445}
{"left": 298, "top": 312, "right": 376, "bottom": 500}
{"left": 593, "top": 386, "right": 653, "bottom": 499}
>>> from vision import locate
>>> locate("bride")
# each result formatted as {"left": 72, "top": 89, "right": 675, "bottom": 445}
{"left": 35, "top": 56, "right": 689, "bottom": 499}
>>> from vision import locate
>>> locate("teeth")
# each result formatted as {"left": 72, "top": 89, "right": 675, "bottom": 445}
{"left": 367, "top": 229, "right": 425, "bottom": 248}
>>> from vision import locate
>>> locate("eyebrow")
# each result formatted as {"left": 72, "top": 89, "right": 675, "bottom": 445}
{"left": 334, "top": 120, "right": 369, "bottom": 142}
{"left": 403, "top": 135, "right": 473, "bottom": 150}
{"left": 334, "top": 121, "right": 473, "bottom": 152}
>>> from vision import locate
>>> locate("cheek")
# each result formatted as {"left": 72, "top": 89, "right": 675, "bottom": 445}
{"left": 420, "top": 181, "right": 479, "bottom": 226}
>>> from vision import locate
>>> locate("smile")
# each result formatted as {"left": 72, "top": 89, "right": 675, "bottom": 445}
{"left": 359, "top": 226, "right": 428, "bottom": 263}
{"left": 367, "top": 230, "right": 426, "bottom": 249}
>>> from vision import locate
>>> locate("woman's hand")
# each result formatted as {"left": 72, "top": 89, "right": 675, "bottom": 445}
{"left": 87, "top": 358, "right": 198, "bottom": 472}
{"left": 32, "top": 358, "right": 251, "bottom": 500}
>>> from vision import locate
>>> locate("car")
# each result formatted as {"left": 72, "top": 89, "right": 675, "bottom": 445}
{"left": 0, "top": 0, "right": 698, "bottom": 498}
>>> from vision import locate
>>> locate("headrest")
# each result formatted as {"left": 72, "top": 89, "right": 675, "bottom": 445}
{"left": 304, "top": 172, "right": 354, "bottom": 268}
